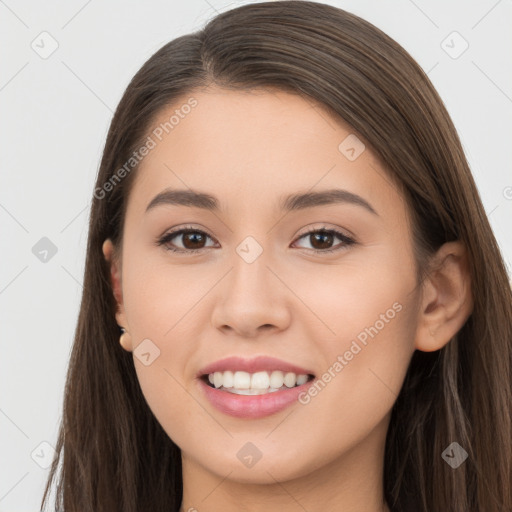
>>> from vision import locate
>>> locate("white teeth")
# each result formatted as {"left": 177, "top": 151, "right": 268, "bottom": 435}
{"left": 227, "top": 387, "right": 282, "bottom": 395}
{"left": 269, "top": 371, "right": 284, "bottom": 388}
{"left": 251, "top": 371, "right": 270, "bottom": 389}
{"left": 296, "top": 374, "right": 308, "bottom": 385}
{"left": 222, "top": 370, "right": 234, "bottom": 388}
{"left": 284, "top": 372, "right": 296, "bottom": 388}
{"left": 213, "top": 372, "right": 223, "bottom": 389}
{"left": 233, "top": 371, "right": 251, "bottom": 389}
{"left": 207, "top": 370, "right": 310, "bottom": 393}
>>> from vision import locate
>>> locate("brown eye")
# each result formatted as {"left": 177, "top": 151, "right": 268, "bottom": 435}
{"left": 180, "top": 231, "right": 207, "bottom": 250}
{"left": 293, "top": 228, "right": 355, "bottom": 253}
{"left": 157, "top": 228, "right": 216, "bottom": 253}
{"left": 309, "top": 231, "right": 335, "bottom": 250}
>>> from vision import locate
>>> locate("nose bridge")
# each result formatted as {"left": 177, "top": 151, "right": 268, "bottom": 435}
{"left": 210, "top": 229, "right": 290, "bottom": 336}
{"left": 229, "top": 233, "right": 274, "bottom": 302}
{"left": 225, "top": 202, "right": 276, "bottom": 285}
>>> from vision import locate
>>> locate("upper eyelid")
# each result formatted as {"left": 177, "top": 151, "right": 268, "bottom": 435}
{"left": 162, "top": 224, "right": 353, "bottom": 238}
{"left": 296, "top": 224, "right": 354, "bottom": 239}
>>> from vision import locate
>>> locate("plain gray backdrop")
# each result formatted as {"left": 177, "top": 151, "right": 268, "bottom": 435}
{"left": 1, "top": 0, "right": 511, "bottom": 510}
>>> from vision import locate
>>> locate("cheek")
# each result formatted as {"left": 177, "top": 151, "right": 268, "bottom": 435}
{"left": 289, "top": 244, "right": 417, "bottom": 350}
{"left": 121, "top": 249, "right": 215, "bottom": 339}
{"left": 120, "top": 255, "right": 217, "bottom": 442}
{"left": 289, "top": 254, "right": 418, "bottom": 430}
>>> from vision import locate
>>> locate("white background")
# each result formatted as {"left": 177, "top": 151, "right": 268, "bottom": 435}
{"left": 1, "top": 0, "right": 511, "bottom": 510}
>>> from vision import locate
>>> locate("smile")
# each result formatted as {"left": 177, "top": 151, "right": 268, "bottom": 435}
{"left": 203, "top": 370, "right": 313, "bottom": 395}
{"left": 198, "top": 371, "right": 316, "bottom": 418}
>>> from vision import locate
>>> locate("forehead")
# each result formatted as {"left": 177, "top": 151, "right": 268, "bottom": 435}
{"left": 127, "top": 86, "right": 404, "bottom": 221}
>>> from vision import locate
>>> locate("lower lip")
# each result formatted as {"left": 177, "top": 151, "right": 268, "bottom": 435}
{"left": 198, "top": 377, "right": 316, "bottom": 419}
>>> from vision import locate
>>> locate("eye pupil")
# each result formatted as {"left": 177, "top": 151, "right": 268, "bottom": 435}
{"left": 183, "top": 232, "right": 205, "bottom": 249}
{"left": 311, "top": 231, "right": 333, "bottom": 249}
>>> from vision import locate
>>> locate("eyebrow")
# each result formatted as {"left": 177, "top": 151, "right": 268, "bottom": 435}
{"left": 145, "top": 188, "right": 378, "bottom": 216}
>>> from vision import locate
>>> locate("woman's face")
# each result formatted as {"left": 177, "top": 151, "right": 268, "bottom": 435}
{"left": 105, "top": 87, "right": 422, "bottom": 485}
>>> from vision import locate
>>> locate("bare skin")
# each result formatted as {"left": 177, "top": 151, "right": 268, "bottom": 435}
{"left": 102, "top": 86, "right": 472, "bottom": 512}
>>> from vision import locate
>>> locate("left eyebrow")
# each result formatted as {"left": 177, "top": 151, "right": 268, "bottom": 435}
{"left": 145, "top": 187, "right": 378, "bottom": 216}
{"left": 279, "top": 188, "right": 378, "bottom": 216}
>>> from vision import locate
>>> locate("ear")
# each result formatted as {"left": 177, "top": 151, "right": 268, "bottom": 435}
{"left": 414, "top": 241, "right": 473, "bottom": 352}
{"left": 102, "top": 239, "right": 132, "bottom": 350}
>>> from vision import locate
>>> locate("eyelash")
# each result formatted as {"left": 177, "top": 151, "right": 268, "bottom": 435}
{"left": 156, "top": 224, "right": 356, "bottom": 255}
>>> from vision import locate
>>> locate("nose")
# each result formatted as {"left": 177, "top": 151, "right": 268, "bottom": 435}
{"left": 210, "top": 248, "right": 292, "bottom": 339}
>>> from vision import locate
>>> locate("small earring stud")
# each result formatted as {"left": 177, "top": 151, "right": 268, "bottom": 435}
{"left": 119, "top": 328, "right": 132, "bottom": 351}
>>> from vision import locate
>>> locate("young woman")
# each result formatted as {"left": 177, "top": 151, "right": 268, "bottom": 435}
{"left": 41, "top": 2, "right": 512, "bottom": 511}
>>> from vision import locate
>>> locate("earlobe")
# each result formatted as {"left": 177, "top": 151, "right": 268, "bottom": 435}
{"left": 414, "top": 241, "right": 473, "bottom": 352}
{"left": 102, "top": 239, "right": 130, "bottom": 348}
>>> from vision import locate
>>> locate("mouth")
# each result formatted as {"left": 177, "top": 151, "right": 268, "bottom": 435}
{"left": 200, "top": 370, "right": 316, "bottom": 395}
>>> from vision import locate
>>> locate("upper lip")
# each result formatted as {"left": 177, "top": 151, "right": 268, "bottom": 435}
{"left": 197, "top": 356, "right": 315, "bottom": 378}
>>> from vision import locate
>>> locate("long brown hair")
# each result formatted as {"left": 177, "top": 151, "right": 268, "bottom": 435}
{"left": 41, "top": 2, "right": 512, "bottom": 510}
